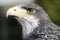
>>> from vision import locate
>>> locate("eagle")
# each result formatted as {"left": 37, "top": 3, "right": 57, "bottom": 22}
{"left": 6, "top": 3, "right": 60, "bottom": 40}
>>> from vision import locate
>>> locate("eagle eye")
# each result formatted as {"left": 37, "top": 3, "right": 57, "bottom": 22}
{"left": 22, "top": 7, "right": 36, "bottom": 14}
{"left": 27, "top": 8, "right": 36, "bottom": 14}
{"left": 27, "top": 8, "right": 33, "bottom": 12}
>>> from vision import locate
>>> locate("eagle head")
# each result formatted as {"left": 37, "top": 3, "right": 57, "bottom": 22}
{"left": 6, "top": 3, "right": 50, "bottom": 39}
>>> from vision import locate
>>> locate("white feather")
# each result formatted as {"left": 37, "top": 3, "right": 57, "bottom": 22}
{"left": 21, "top": 15, "right": 40, "bottom": 38}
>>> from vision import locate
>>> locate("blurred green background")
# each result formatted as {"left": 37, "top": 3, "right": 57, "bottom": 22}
{"left": 35, "top": 0, "right": 60, "bottom": 26}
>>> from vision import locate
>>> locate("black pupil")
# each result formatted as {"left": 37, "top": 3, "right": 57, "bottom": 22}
{"left": 27, "top": 8, "right": 32, "bottom": 12}
{"left": 22, "top": 7, "right": 33, "bottom": 12}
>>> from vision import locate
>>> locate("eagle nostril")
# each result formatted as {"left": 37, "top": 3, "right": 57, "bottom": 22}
{"left": 14, "top": 9, "right": 17, "bottom": 11}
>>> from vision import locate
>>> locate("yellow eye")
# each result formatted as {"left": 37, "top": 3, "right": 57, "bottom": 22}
{"left": 22, "top": 7, "right": 36, "bottom": 14}
{"left": 27, "top": 8, "right": 36, "bottom": 14}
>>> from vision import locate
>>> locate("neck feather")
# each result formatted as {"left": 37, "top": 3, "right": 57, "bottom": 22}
{"left": 15, "top": 16, "right": 40, "bottom": 39}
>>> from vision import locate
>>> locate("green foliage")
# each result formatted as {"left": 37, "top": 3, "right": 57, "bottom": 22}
{"left": 35, "top": 0, "right": 60, "bottom": 26}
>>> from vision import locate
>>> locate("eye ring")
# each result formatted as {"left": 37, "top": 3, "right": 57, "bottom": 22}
{"left": 22, "top": 7, "right": 35, "bottom": 13}
{"left": 22, "top": 7, "right": 36, "bottom": 14}
{"left": 27, "top": 8, "right": 36, "bottom": 14}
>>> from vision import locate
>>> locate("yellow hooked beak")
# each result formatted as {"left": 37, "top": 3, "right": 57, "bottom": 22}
{"left": 7, "top": 6, "right": 29, "bottom": 17}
